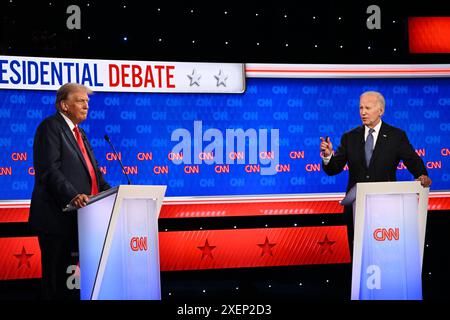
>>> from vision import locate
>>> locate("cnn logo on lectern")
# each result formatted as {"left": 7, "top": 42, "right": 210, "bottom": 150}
{"left": 373, "top": 228, "right": 400, "bottom": 241}
{"left": 130, "top": 236, "right": 148, "bottom": 251}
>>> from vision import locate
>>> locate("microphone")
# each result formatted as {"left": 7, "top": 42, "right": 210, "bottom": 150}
{"left": 104, "top": 134, "right": 132, "bottom": 185}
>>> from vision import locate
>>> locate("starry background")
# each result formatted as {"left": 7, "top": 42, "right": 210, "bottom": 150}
{"left": 0, "top": 0, "right": 450, "bottom": 304}
{"left": 1, "top": 0, "right": 450, "bottom": 63}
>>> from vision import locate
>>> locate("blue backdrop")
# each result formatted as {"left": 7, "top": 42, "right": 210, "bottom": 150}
{"left": 0, "top": 77, "right": 449, "bottom": 199}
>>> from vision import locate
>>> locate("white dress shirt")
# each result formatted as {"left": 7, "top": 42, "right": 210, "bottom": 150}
{"left": 59, "top": 112, "right": 77, "bottom": 139}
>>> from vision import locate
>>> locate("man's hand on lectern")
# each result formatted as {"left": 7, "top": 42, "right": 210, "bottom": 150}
{"left": 70, "top": 194, "right": 90, "bottom": 209}
{"left": 416, "top": 175, "right": 432, "bottom": 188}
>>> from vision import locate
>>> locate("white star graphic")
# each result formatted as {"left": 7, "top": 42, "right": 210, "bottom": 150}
{"left": 187, "top": 69, "right": 201, "bottom": 86}
{"left": 214, "top": 69, "right": 228, "bottom": 87}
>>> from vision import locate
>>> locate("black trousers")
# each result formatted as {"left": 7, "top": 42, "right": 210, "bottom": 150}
{"left": 343, "top": 205, "right": 355, "bottom": 299}
{"left": 343, "top": 205, "right": 355, "bottom": 258}
{"left": 38, "top": 233, "right": 79, "bottom": 300}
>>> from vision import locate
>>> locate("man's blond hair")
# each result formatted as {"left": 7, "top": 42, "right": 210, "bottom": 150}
{"left": 55, "top": 83, "right": 93, "bottom": 111}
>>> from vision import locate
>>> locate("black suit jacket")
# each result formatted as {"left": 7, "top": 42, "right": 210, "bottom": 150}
{"left": 29, "top": 112, "right": 110, "bottom": 237}
{"left": 323, "top": 122, "right": 428, "bottom": 193}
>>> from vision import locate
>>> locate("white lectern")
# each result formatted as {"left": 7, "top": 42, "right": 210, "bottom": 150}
{"left": 350, "top": 181, "right": 429, "bottom": 300}
{"left": 77, "top": 185, "right": 166, "bottom": 300}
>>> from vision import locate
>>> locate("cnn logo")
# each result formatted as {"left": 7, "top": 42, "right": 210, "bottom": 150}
{"left": 130, "top": 236, "right": 148, "bottom": 251}
{"left": 373, "top": 228, "right": 399, "bottom": 241}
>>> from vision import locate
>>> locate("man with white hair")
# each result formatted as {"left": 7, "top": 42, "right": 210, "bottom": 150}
{"left": 319, "top": 91, "right": 431, "bottom": 256}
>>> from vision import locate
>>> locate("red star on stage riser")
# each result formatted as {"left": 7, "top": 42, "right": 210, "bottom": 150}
{"left": 197, "top": 239, "right": 216, "bottom": 260}
{"left": 14, "top": 246, "right": 34, "bottom": 268}
{"left": 317, "top": 234, "right": 336, "bottom": 255}
{"left": 257, "top": 236, "right": 277, "bottom": 256}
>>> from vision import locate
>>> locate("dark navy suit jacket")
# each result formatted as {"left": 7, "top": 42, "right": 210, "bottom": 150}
{"left": 29, "top": 112, "right": 110, "bottom": 237}
{"left": 323, "top": 122, "right": 428, "bottom": 193}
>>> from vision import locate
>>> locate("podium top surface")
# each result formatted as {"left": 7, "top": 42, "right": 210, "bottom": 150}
{"left": 356, "top": 181, "right": 428, "bottom": 195}
{"left": 88, "top": 186, "right": 119, "bottom": 205}
{"left": 64, "top": 185, "right": 167, "bottom": 212}
{"left": 63, "top": 186, "right": 118, "bottom": 212}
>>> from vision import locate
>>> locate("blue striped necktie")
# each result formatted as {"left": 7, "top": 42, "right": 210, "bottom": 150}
{"left": 365, "top": 128, "right": 375, "bottom": 167}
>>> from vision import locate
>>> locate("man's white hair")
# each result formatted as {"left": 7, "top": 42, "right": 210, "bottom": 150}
{"left": 361, "top": 91, "right": 385, "bottom": 112}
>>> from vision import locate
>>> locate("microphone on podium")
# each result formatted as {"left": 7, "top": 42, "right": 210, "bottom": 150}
{"left": 104, "top": 134, "right": 132, "bottom": 185}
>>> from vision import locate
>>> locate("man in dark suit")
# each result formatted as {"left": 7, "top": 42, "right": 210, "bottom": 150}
{"left": 319, "top": 91, "right": 432, "bottom": 299}
{"left": 320, "top": 91, "right": 432, "bottom": 253}
{"left": 29, "top": 83, "right": 110, "bottom": 299}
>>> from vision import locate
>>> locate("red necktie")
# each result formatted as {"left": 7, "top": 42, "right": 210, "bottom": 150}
{"left": 73, "top": 126, "right": 99, "bottom": 195}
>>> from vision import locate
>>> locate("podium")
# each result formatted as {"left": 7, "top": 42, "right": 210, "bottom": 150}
{"left": 77, "top": 185, "right": 166, "bottom": 300}
{"left": 350, "top": 181, "right": 429, "bottom": 300}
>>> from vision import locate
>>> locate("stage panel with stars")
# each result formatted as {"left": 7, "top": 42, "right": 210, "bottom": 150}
{"left": 0, "top": 237, "right": 41, "bottom": 280}
{"left": 159, "top": 226, "right": 350, "bottom": 271}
